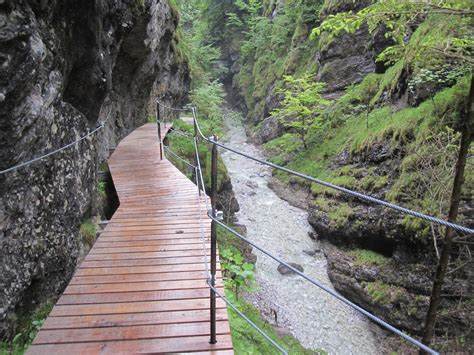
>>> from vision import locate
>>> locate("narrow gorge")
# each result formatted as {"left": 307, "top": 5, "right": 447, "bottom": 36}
{"left": 1, "top": 0, "right": 472, "bottom": 353}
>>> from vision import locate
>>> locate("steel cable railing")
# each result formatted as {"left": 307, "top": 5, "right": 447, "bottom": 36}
{"left": 156, "top": 99, "right": 470, "bottom": 354}
{"left": 210, "top": 214, "right": 435, "bottom": 353}
{"left": 0, "top": 115, "right": 113, "bottom": 175}
{"left": 191, "top": 155, "right": 288, "bottom": 353}
{"left": 163, "top": 144, "right": 196, "bottom": 169}
{"left": 192, "top": 113, "right": 473, "bottom": 236}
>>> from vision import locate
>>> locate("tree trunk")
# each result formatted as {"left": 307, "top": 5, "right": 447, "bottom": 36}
{"left": 420, "top": 71, "right": 473, "bottom": 352}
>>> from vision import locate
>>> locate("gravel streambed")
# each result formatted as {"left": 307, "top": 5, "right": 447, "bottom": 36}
{"left": 220, "top": 113, "right": 382, "bottom": 354}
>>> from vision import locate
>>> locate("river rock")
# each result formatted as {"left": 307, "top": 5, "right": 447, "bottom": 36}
{"left": 303, "top": 248, "right": 321, "bottom": 256}
{"left": 246, "top": 180, "right": 258, "bottom": 189}
{"left": 308, "top": 231, "right": 318, "bottom": 240}
{"left": 277, "top": 262, "right": 304, "bottom": 275}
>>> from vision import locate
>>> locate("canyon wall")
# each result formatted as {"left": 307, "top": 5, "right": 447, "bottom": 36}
{"left": 0, "top": 0, "right": 189, "bottom": 337}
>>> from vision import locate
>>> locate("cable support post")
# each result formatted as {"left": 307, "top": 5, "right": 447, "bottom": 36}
{"left": 156, "top": 101, "right": 163, "bottom": 161}
{"left": 209, "top": 134, "right": 218, "bottom": 344}
{"left": 193, "top": 138, "right": 209, "bottom": 208}
{"left": 194, "top": 168, "right": 211, "bottom": 278}
{"left": 192, "top": 114, "right": 202, "bottom": 196}
{"left": 196, "top": 166, "right": 202, "bottom": 196}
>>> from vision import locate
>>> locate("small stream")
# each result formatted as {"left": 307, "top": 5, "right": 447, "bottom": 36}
{"left": 220, "top": 112, "right": 381, "bottom": 354}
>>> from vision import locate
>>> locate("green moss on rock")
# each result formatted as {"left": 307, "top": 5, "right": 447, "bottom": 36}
{"left": 348, "top": 249, "right": 389, "bottom": 267}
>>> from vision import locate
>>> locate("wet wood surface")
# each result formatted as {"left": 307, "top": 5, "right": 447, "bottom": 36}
{"left": 28, "top": 123, "right": 233, "bottom": 354}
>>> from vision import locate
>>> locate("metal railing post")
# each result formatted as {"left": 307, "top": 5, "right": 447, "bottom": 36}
{"left": 164, "top": 104, "right": 167, "bottom": 129}
{"left": 209, "top": 135, "right": 218, "bottom": 344}
{"left": 156, "top": 101, "right": 163, "bottom": 161}
{"left": 193, "top": 108, "right": 201, "bottom": 196}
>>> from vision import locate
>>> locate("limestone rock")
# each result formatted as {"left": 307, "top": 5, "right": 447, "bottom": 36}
{"left": 0, "top": 0, "right": 189, "bottom": 337}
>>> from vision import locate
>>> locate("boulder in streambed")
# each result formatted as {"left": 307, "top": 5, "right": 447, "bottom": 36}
{"left": 277, "top": 262, "right": 304, "bottom": 275}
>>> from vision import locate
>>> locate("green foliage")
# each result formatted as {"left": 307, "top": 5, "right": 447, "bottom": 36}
{"left": 268, "top": 68, "right": 469, "bottom": 237}
{"left": 147, "top": 115, "right": 157, "bottom": 123}
{"left": 1, "top": 303, "right": 53, "bottom": 354}
{"left": 348, "top": 249, "right": 389, "bottom": 267}
{"left": 220, "top": 248, "right": 255, "bottom": 298}
{"left": 328, "top": 203, "right": 354, "bottom": 227}
{"left": 408, "top": 64, "right": 470, "bottom": 96}
{"left": 313, "top": 1, "right": 474, "bottom": 67}
{"left": 80, "top": 220, "right": 96, "bottom": 247}
{"left": 98, "top": 181, "right": 107, "bottom": 198}
{"left": 190, "top": 80, "right": 225, "bottom": 132}
{"left": 173, "top": 0, "right": 224, "bottom": 89}
{"left": 264, "top": 133, "right": 303, "bottom": 165}
{"left": 233, "top": 0, "right": 323, "bottom": 120}
{"left": 172, "top": 1, "right": 227, "bottom": 135}
{"left": 225, "top": 289, "right": 325, "bottom": 354}
{"left": 272, "top": 75, "right": 329, "bottom": 149}
{"left": 167, "top": 0, "right": 180, "bottom": 18}
{"left": 387, "top": 125, "right": 465, "bottom": 238}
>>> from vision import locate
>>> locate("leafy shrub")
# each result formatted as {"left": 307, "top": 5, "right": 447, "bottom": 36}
{"left": 220, "top": 248, "right": 255, "bottom": 299}
{"left": 1, "top": 303, "right": 53, "bottom": 354}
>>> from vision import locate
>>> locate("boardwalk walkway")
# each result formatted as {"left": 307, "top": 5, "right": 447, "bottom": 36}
{"left": 29, "top": 123, "right": 233, "bottom": 354}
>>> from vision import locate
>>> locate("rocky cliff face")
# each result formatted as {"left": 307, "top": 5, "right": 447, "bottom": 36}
{"left": 306, "top": 140, "right": 473, "bottom": 336}
{"left": 0, "top": 0, "right": 189, "bottom": 337}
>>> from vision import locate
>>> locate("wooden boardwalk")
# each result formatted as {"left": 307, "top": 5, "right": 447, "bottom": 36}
{"left": 29, "top": 123, "right": 233, "bottom": 354}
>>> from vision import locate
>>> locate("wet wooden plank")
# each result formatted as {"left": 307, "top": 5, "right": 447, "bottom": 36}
{"left": 75, "top": 263, "right": 211, "bottom": 276}
{"left": 57, "top": 288, "right": 224, "bottom": 305}
{"left": 80, "top": 256, "right": 215, "bottom": 268}
{"left": 28, "top": 334, "right": 234, "bottom": 354}
{"left": 63, "top": 277, "right": 223, "bottom": 296}
{"left": 42, "top": 308, "right": 229, "bottom": 329}
{"left": 34, "top": 321, "right": 231, "bottom": 344}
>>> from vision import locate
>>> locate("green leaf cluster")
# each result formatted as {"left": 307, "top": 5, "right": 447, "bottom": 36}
{"left": 313, "top": 0, "right": 474, "bottom": 66}
{"left": 271, "top": 74, "right": 329, "bottom": 149}
{"left": 230, "top": 0, "right": 323, "bottom": 119}
{"left": 220, "top": 248, "right": 255, "bottom": 298}
{"left": 1, "top": 303, "right": 53, "bottom": 354}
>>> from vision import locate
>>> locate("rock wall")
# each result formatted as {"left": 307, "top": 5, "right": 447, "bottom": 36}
{"left": 0, "top": 0, "right": 189, "bottom": 337}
